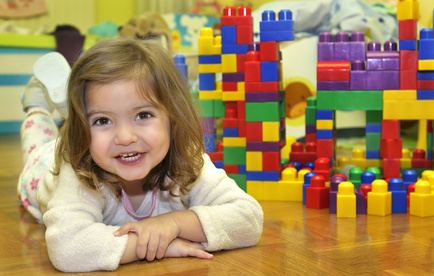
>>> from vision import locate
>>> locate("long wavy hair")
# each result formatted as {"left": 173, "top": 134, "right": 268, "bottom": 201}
{"left": 54, "top": 38, "right": 205, "bottom": 197}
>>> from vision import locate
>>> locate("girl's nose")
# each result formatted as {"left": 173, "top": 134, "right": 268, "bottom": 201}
{"left": 114, "top": 124, "right": 138, "bottom": 146}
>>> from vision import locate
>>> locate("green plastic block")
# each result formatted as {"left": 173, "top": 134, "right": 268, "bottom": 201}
{"left": 213, "top": 99, "right": 225, "bottom": 117}
{"left": 246, "top": 102, "right": 280, "bottom": 122}
{"left": 305, "top": 107, "right": 317, "bottom": 125}
{"left": 228, "top": 173, "right": 247, "bottom": 191}
{"left": 198, "top": 99, "right": 214, "bottom": 117}
{"left": 366, "top": 110, "right": 383, "bottom": 124}
{"left": 223, "top": 146, "right": 246, "bottom": 165}
{"left": 366, "top": 132, "right": 381, "bottom": 150}
{"left": 317, "top": 90, "right": 383, "bottom": 110}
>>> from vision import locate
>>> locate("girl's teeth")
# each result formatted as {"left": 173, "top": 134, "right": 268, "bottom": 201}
{"left": 120, "top": 153, "right": 141, "bottom": 161}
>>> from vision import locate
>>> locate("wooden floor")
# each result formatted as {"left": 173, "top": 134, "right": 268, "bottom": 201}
{"left": 2, "top": 133, "right": 434, "bottom": 275}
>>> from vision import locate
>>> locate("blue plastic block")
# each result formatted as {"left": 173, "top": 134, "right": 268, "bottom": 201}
{"left": 399, "top": 39, "right": 417, "bottom": 50}
{"left": 239, "top": 165, "right": 246, "bottom": 174}
{"left": 366, "top": 123, "right": 382, "bottom": 133}
{"left": 246, "top": 171, "right": 280, "bottom": 181}
{"left": 221, "top": 25, "right": 237, "bottom": 45}
{"left": 199, "top": 73, "right": 216, "bottom": 91}
{"left": 303, "top": 172, "right": 317, "bottom": 205}
{"left": 204, "top": 134, "right": 215, "bottom": 152}
{"left": 417, "top": 90, "right": 434, "bottom": 100}
{"left": 290, "top": 161, "right": 302, "bottom": 171}
{"left": 223, "top": 128, "right": 239, "bottom": 137}
{"left": 428, "top": 150, "right": 433, "bottom": 160}
{"left": 174, "top": 55, "right": 188, "bottom": 79}
{"left": 403, "top": 169, "right": 418, "bottom": 191}
{"left": 388, "top": 178, "right": 407, "bottom": 213}
{"left": 198, "top": 55, "right": 222, "bottom": 64}
{"left": 214, "top": 161, "right": 224, "bottom": 169}
{"left": 260, "top": 61, "right": 279, "bottom": 82}
{"left": 316, "top": 110, "right": 333, "bottom": 119}
{"left": 260, "top": 30, "right": 294, "bottom": 42}
{"left": 316, "top": 129, "right": 333, "bottom": 139}
{"left": 418, "top": 28, "right": 434, "bottom": 60}
{"left": 260, "top": 20, "right": 293, "bottom": 32}
{"left": 366, "top": 150, "right": 380, "bottom": 159}
{"left": 304, "top": 162, "right": 315, "bottom": 170}
{"left": 418, "top": 71, "right": 434, "bottom": 80}
{"left": 222, "top": 44, "right": 249, "bottom": 54}
{"left": 361, "top": 171, "right": 376, "bottom": 185}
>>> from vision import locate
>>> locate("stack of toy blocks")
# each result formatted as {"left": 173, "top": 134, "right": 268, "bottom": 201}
{"left": 245, "top": 9, "right": 293, "bottom": 199}
{"left": 197, "top": 26, "right": 225, "bottom": 166}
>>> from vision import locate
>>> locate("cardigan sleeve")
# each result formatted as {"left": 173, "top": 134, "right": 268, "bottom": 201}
{"left": 41, "top": 163, "right": 128, "bottom": 272}
{"left": 187, "top": 154, "right": 264, "bottom": 252}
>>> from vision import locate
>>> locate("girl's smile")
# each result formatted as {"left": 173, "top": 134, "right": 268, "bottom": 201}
{"left": 85, "top": 80, "right": 170, "bottom": 189}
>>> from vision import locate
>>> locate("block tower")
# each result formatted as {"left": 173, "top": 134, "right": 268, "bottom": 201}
{"left": 197, "top": 6, "right": 294, "bottom": 193}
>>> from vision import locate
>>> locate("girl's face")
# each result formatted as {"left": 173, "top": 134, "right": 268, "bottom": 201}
{"left": 85, "top": 80, "right": 170, "bottom": 188}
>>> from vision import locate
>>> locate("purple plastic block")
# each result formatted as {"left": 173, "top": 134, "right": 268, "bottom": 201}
{"left": 246, "top": 142, "right": 262, "bottom": 151}
{"left": 330, "top": 175, "right": 347, "bottom": 192}
{"left": 201, "top": 117, "right": 215, "bottom": 134}
{"left": 384, "top": 41, "right": 398, "bottom": 51}
{"left": 318, "top": 32, "right": 334, "bottom": 61}
{"left": 367, "top": 43, "right": 399, "bottom": 71}
{"left": 356, "top": 192, "right": 367, "bottom": 214}
{"left": 246, "top": 142, "right": 280, "bottom": 151}
{"left": 334, "top": 32, "right": 350, "bottom": 61}
{"left": 329, "top": 191, "right": 337, "bottom": 214}
{"left": 350, "top": 31, "right": 366, "bottom": 61}
{"left": 351, "top": 60, "right": 365, "bottom": 70}
{"left": 305, "top": 124, "right": 316, "bottom": 134}
{"left": 245, "top": 91, "right": 284, "bottom": 102}
{"left": 367, "top": 41, "right": 382, "bottom": 51}
{"left": 382, "top": 71, "right": 400, "bottom": 90}
{"left": 366, "top": 71, "right": 384, "bottom": 90}
{"left": 248, "top": 42, "right": 260, "bottom": 52}
{"left": 350, "top": 70, "right": 367, "bottom": 90}
{"left": 317, "top": 81, "right": 350, "bottom": 91}
{"left": 222, "top": 72, "right": 244, "bottom": 82}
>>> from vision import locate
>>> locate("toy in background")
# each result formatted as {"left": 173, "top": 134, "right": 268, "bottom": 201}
{"left": 118, "top": 12, "right": 172, "bottom": 50}
{"left": 190, "top": 0, "right": 222, "bottom": 18}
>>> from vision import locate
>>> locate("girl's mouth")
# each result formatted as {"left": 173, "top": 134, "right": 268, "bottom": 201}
{"left": 117, "top": 152, "right": 143, "bottom": 163}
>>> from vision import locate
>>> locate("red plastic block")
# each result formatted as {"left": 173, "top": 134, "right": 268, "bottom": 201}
{"left": 316, "top": 139, "right": 333, "bottom": 158}
{"left": 208, "top": 151, "right": 223, "bottom": 162}
{"left": 382, "top": 120, "right": 400, "bottom": 139}
{"left": 305, "top": 133, "right": 317, "bottom": 143}
{"left": 306, "top": 175, "right": 330, "bottom": 209}
{"left": 289, "top": 141, "right": 316, "bottom": 166}
{"left": 224, "top": 164, "right": 239, "bottom": 174}
{"left": 244, "top": 51, "right": 261, "bottom": 82}
{"left": 221, "top": 6, "right": 253, "bottom": 26}
{"left": 380, "top": 138, "right": 403, "bottom": 159}
{"left": 223, "top": 118, "right": 239, "bottom": 128}
{"left": 237, "top": 100, "right": 246, "bottom": 120}
{"left": 245, "top": 81, "right": 279, "bottom": 92}
{"left": 259, "top": 41, "right": 280, "bottom": 62}
{"left": 360, "top": 184, "right": 372, "bottom": 199}
{"left": 313, "top": 157, "right": 332, "bottom": 182}
{"left": 237, "top": 54, "right": 246, "bottom": 72}
{"left": 417, "top": 79, "right": 434, "bottom": 90}
{"left": 246, "top": 122, "right": 262, "bottom": 141}
{"left": 383, "top": 158, "right": 400, "bottom": 179}
{"left": 263, "top": 151, "right": 281, "bottom": 171}
{"left": 237, "top": 24, "right": 253, "bottom": 44}
{"left": 400, "top": 50, "right": 418, "bottom": 70}
{"left": 411, "top": 149, "right": 433, "bottom": 168}
{"left": 399, "top": 20, "right": 417, "bottom": 40}
{"left": 400, "top": 70, "right": 417, "bottom": 89}
{"left": 317, "top": 68, "right": 350, "bottom": 81}
{"left": 223, "top": 82, "right": 238, "bottom": 91}
{"left": 238, "top": 118, "right": 246, "bottom": 137}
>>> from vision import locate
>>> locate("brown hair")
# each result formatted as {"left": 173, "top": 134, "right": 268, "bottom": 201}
{"left": 54, "top": 38, "right": 204, "bottom": 197}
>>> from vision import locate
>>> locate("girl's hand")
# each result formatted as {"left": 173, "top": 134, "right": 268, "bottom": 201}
{"left": 114, "top": 214, "right": 180, "bottom": 261}
{"left": 165, "top": 238, "right": 213, "bottom": 259}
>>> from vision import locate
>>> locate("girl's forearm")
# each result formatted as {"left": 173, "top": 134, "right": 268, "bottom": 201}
{"left": 170, "top": 210, "right": 207, "bottom": 243}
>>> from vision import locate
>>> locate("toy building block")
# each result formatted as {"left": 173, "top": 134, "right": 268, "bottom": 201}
{"left": 409, "top": 180, "right": 434, "bottom": 217}
{"left": 303, "top": 171, "right": 317, "bottom": 205}
{"left": 259, "top": 9, "right": 294, "bottom": 42}
{"left": 260, "top": 41, "right": 280, "bottom": 62}
{"left": 329, "top": 174, "right": 347, "bottom": 214}
{"left": 277, "top": 167, "right": 304, "bottom": 201}
{"left": 351, "top": 149, "right": 367, "bottom": 170}
{"left": 401, "top": 148, "right": 412, "bottom": 168}
{"left": 316, "top": 90, "right": 383, "bottom": 110}
{"left": 412, "top": 149, "right": 433, "bottom": 168}
{"left": 367, "top": 179, "right": 392, "bottom": 216}
{"left": 388, "top": 178, "right": 407, "bottom": 213}
{"left": 198, "top": 27, "right": 221, "bottom": 56}
{"left": 348, "top": 167, "right": 364, "bottom": 189}
{"left": 313, "top": 157, "right": 333, "bottom": 183}
{"left": 383, "top": 158, "right": 401, "bottom": 179}
{"left": 403, "top": 169, "right": 418, "bottom": 191}
{"left": 397, "top": 0, "right": 419, "bottom": 21}
{"left": 306, "top": 175, "right": 330, "bottom": 209}
{"left": 336, "top": 182, "right": 357, "bottom": 218}
{"left": 366, "top": 41, "right": 400, "bottom": 71}
{"left": 317, "top": 61, "right": 350, "bottom": 82}
{"left": 399, "top": 20, "right": 417, "bottom": 40}
{"left": 246, "top": 181, "right": 263, "bottom": 200}
{"left": 244, "top": 51, "right": 261, "bottom": 82}
{"left": 360, "top": 171, "right": 376, "bottom": 199}
{"left": 418, "top": 29, "right": 434, "bottom": 60}
{"left": 221, "top": 6, "right": 253, "bottom": 26}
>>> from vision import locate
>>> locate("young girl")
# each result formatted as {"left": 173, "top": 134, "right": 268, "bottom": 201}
{"left": 18, "top": 38, "right": 263, "bottom": 272}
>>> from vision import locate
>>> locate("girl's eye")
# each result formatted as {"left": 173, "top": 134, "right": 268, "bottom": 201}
{"left": 137, "top": 112, "right": 153, "bottom": 120}
{"left": 93, "top": 117, "right": 111, "bottom": 125}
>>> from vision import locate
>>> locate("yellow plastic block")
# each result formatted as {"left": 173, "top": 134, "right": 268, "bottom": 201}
{"left": 198, "top": 64, "right": 222, "bottom": 73}
{"left": 222, "top": 91, "right": 245, "bottom": 101}
{"left": 316, "top": 119, "right": 333, "bottom": 130}
{"left": 273, "top": 167, "right": 304, "bottom": 201}
{"left": 213, "top": 36, "right": 222, "bottom": 55}
{"left": 419, "top": 59, "right": 434, "bottom": 71}
{"left": 221, "top": 54, "right": 237, "bottom": 73}
{"left": 281, "top": 136, "right": 297, "bottom": 160}
{"left": 246, "top": 181, "right": 264, "bottom": 200}
{"left": 383, "top": 90, "right": 417, "bottom": 100}
{"left": 246, "top": 151, "right": 262, "bottom": 171}
{"left": 337, "top": 182, "right": 356, "bottom": 218}
{"left": 397, "top": 0, "right": 419, "bottom": 20}
{"left": 237, "top": 82, "right": 245, "bottom": 92}
{"left": 262, "top": 121, "right": 280, "bottom": 142}
{"left": 410, "top": 180, "right": 434, "bottom": 217}
{"left": 351, "top": 148, "right": 367, "bottom": 170}
{"left": 216, "top": 81, "right": 222, "bottom": 91}
{"left": 223, "top": 137, "right": 246, "bottom": 147}
{"left": 383, "top": 100, "right": 434, "bottom": 120}
{"left": 400, "top": 148, "right": 412, "bottom": 169}
{"left": 367, "top": 179, "right": 392, "bottom": 216}
{"left": 365, "top": 159, "right": 382, "bottom": 169}
{"left": 199, "top": 91, "right": 222, "bottom": 100}
{"left": 198, "top": 28, "right": 215, "bottom": 55}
